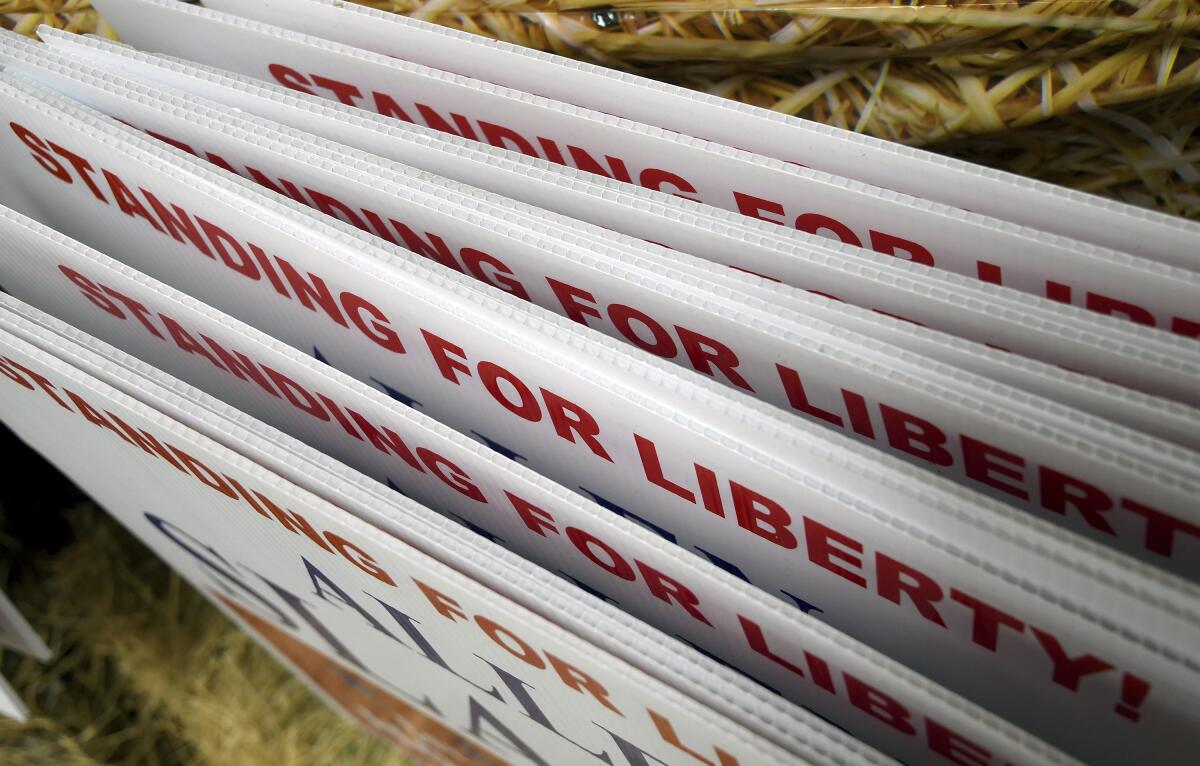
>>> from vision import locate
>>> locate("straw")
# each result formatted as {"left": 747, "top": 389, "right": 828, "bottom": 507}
{"left": 356, "top": 1, "right": 1200, "bottom": 71}
{"left": 1, "top": 0, "right": 115, "bottom": 37}
{"left": 342, "top": 2, "right": 1199, "bottom": 141}
{"left": 938, "top": 82, "right": 1200, "bottom": 219}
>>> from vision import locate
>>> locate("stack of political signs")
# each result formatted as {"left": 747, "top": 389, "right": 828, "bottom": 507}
{"left": 0, "top": 1, "right": 1195, "bottom": 763}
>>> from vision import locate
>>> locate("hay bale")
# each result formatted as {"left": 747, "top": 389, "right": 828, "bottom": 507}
{"left": 1, "top": 0, "right": 115, "bottom": 37}
{"left": 350, "top": 1, "right": 1200, "bottom": 143}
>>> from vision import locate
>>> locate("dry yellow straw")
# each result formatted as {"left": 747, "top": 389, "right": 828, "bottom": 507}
{"left": 1, "top": 0, "right": 115, "bottom": 37}
{"left": 939, "top": 82, "right": 1200, "bottom": 219}
{"left": 349, "top": 1, "right": 1200, "bottom": 142}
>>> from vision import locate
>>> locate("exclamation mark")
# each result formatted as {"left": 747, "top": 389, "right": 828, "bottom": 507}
{"left": 1114, "top": 674, "right": 1151, "bottom": 722}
